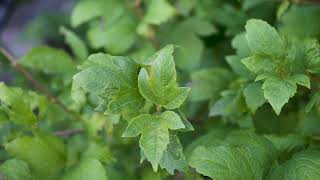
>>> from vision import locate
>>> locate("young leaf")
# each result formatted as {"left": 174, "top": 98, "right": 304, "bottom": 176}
{"left": 122, "top": 111, "right": 185, "bottom": 171}
{"left": 61, "top": 159, "right": 107, "bottom": 180}
{"left": 245, "top": 19, "right": 285, "bottom": 57}
{"left": 262, "top": 77, "right": 297, "bottom": 115}
{"left": 138, "top": 45, "right": 190, "bottom": 109}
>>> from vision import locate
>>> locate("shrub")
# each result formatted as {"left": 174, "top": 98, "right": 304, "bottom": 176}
{"left": 1, "top": 0, "right": 320, "bottom": 179}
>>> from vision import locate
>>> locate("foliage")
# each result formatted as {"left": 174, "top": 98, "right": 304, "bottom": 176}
{"left": 2, "top": 0, "right": 320, "bottom": 179}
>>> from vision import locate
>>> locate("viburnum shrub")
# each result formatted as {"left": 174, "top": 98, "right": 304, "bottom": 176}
{"left": 1, "top": 0, "right": 320, "bottom": 179}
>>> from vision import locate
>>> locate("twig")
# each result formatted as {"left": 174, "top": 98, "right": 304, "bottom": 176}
{"left": 54, "top": 128, "right": 84, "bottom": 137}
{"left": 0, "top": 48, "right": 84, "bottom": 122}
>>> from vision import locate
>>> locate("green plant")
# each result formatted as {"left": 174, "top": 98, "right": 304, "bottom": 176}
{"left": 1, "top": 0, "right": 320, "bottom": 179}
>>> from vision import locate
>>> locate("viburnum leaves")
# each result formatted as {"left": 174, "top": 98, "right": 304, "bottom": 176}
{"left": 73, "top": 53, "right": 145, "bottom": 114}
{"left": 245, "top": 19, "right": 285, "bottom": 57}
{"left": 138, "top": 45, "right": 190, "bottom": 109}
{"left": 4, "top": 0, "right": 320, "bottom": 178}
{"left": 241, "top": 19, "right": 312, "bottom": 115}
{"left": 122, "top": 111, "right": 185, "bottom": 171}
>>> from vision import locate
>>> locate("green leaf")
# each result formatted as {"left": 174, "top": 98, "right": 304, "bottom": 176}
{"left": 70, "top": 0, "right": 123, "bottom": 27}
{"left": 243, "top": 82, "right": 266, "bottom": 113}
{"left": 60, "top": 26, "right": 88, "bottom": 61}
{"left": 190, "top": 68, "right": 233, "bottom": 101}
{"left": 241, "top": 55, "right": 275, "bottom": 75}
{"left": 122, "top": 111, "right": 185, "bottom": 171}
{"left": 280, "top": 5, "right": 320, "bottom": 38}
{"left": 71, "top": 0, "right": 104, "bottom": 27}
{"left": 87, "top": 13, "right": 137, "bottom": 54}
{"left": 264, "top": 134, "right": 307, "bottom": 154}
{"left": 82, "top": 141, "right": 114, "bottom": 164}
{"left": 164, "top": 21, "right": 204, "bottom": 71}
{"left": 178, "top": 17, "right": 217, "bottom": 36}
{"left": 0, "top": 83, "right": 47, "bottom": 126}
{"left": 262, "top": 77, "right": 297, "bottom": 115}
{"left": 73, "top": 53, "right": 145, "bottom": 114}
{"left": 245, "top": 19, "right": 285, "bottom": 57}
{"left": 0, "top": 159, "right": 34, "bottom": 180}
{"left": 5, "top": 133, "right": 66, "bottom": 180}
{"left": 138, "top": 45, "right": 190, "bottom": 109}
{"left": 20, "top": 47, "right": 75, "bottom": 74}
{"left": 189, "top": 130, "right": 277, "bottom": 180}
{"left": 242, "top": 0, "right": 270, "bottom": 10}
{"left": 231, "top": 32, "right": 252, "bottom": 58}
{"left": 209, "top": 90, "right": 246, "bottom": 117}
{"left": 305, "top": 92, "right": 320, "bottom": 113}
{"left": 288, "top": 74, "right": 310, "bottom": 88}
{"left": 61, "top": 159, "right": 107, "bottom": 180}
{"left": 159, "top": 133, "right": 187, "bottom": 174}
{"left": 226, "top": 55, "right": 254, "bottom": 79}
{"left": 143, "top": 0, "right": 175, "bottom": 25}
{"left": 268, "top": 150, "right": 320, "bottom": 179}
{"left": 304, "top": 39, "right": 320, "bottom": 74}
{"left": 189, "top": 145, "right": 273, "bottom": 180}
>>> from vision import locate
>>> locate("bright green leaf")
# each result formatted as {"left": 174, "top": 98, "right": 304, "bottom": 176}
{"left": 245, "top": 19, "right": 285, "bottom": 57}
{"left": 138, "top": 45, "right": 190, "bottom": 109}
{"left": 262, "top": 77, "right": 297, "bottom": 115}
{"left": 122, "top": 111, "right": 185, "bottom": 171}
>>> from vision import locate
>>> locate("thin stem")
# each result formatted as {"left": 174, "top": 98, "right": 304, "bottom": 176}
{"left": 0, "top": 48, "right": 84, "bottom": 122}
{"left": 54, "top": 128, "right": 84, "bottom": 137}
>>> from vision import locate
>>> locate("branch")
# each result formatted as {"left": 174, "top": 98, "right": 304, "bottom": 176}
{"left": 0, "top": 48, "right": 84, "bottom": 122}
{"left": 54, "top": 128, "right": 84, "bottom": 137}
